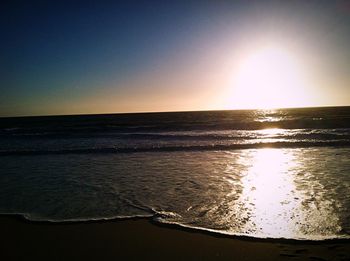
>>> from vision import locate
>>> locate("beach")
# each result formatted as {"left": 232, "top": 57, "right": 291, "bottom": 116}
{"left": 1, "top": 215, "right": 349, "bottom": 260}
{"left": 2, "top": 0, "right": 350, "bottom": 258}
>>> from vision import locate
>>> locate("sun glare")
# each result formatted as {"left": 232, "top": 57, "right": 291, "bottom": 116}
{"left": 239, "top": 148, "right": 301, "bottom": 238}
{"left": 229, "top": 45, "right": 311, "bottom": 109}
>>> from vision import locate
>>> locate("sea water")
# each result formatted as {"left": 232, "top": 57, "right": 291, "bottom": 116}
{"left": 0, "top": 107, "right": 349, "bottom": 240}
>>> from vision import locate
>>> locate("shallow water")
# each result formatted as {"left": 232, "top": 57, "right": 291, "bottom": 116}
{"left": 0, "top": 148, "right": 349, "bottom": 240}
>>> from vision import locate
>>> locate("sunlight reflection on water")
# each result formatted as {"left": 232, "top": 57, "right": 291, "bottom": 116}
{"left": 238, "top": 148, "right": 301, "bottom": 238}
{"left": 254, "top": 109, "right": 287, "bottom": 122}
{"left": 226, "top": 148, "right": 343, "bottom": 239}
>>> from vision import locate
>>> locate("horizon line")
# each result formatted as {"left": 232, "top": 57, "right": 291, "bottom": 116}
{"left": 1, "top": 104, "right": 350, "bottom": 119}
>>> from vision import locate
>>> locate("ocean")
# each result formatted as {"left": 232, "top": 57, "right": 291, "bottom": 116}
{"left": 0, "top": 106, "right": 350, "bottom": 240}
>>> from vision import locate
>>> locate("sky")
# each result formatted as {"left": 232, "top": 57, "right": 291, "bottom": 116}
{"left": 1, "top": 0, "right": 350, "bottom": 116}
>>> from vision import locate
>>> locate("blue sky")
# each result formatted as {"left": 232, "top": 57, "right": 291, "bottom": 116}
{"left": 1, "top": 0, "right": 350, "bottom": 116}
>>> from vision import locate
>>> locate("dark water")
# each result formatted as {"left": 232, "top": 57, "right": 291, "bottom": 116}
{"left": 0, "top": 107, "right": 350, "bottom": 240}
{"left": 1, "top": 106, "right": 350, "bottom": 154}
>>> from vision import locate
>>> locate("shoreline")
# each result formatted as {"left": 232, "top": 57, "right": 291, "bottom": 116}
{"left": 4, "top": 213, "right": 349, "bottom": 244}
{"left": 1, "top": 214, "right": 349, "bottom": 260}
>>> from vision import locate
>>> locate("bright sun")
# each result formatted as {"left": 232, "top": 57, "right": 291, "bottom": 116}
{"left": 230, "top": 45, "right": 311, "bottom": 109}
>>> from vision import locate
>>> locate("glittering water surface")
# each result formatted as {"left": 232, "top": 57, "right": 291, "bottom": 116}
{"left": 225, "top": 148, "right": 348, "bottom": 239}
{"left": 1, "top": 107, "right": 350, "bottom": 240}
{"left": 0, "top": 148, "right": 349, "bottom": 240}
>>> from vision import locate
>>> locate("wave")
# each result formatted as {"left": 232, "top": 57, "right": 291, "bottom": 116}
{"left": 0, "top": 212, "right": 153, "bottom": 223}
{"left": 1, "top": 140, "right": 350, "bottom": 156}
{"left": 1, "top": 212, "right": 349, "bottom": 242}
{"left": 2, "top": 128, "right": 349, "bottom": 144}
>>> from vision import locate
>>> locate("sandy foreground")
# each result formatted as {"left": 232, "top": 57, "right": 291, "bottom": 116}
{"left": 0, "top": 215, "right": 349, "bottom": 260}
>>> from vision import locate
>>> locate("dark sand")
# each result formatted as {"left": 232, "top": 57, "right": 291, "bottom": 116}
{"left": 1, "top": 216, "right": 349, "bottom": 260}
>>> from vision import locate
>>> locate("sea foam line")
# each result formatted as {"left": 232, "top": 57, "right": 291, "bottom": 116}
{"left": 1, "top": 140, "right": 350, "bottom": 156}
{"left": 0, "top": 212, "right": 349, "bottom": 243}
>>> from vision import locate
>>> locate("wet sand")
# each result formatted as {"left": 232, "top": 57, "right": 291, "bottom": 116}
{"left": 1, "top": 215, "right": 349, "bottom": 260}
